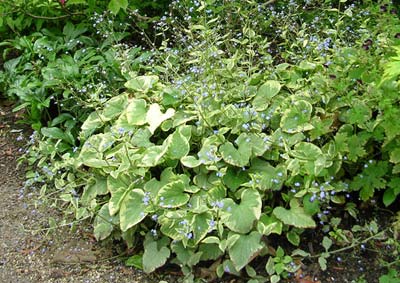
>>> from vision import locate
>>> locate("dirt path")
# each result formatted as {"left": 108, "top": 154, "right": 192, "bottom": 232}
{"left": 0, "top": 103, "right": 175, "bottom": 283}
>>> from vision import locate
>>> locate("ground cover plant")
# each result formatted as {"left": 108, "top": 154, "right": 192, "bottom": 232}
{"left": 1, "top": 0, "right": 400, "bottom": 282}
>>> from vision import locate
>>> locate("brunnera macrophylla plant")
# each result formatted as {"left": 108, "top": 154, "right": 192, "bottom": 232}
{"left": 17, "top": 0, "right": 400, "bottom": 282}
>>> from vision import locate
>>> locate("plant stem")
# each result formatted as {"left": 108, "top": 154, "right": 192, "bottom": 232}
{"left": 310, "top": 229, "right": 387, "bottom": 258}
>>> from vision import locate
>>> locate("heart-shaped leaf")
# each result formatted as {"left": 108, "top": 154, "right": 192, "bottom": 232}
{"left": 281, "top": 100, "right": 313, "bottom": 133}
{"left": 253, "top": 81, "right": 281, "bottom": 111}
{"left": 143, "top": 235, "right": 170, "bottom": 273}
{"left": 220, "top": 188, "right": 262, "bottom": 233}
{"left": 220, "top": 142, "right": 250, "bottom": 167}
{"left": 228, "top": 231, "right": 263, "bottom": 271}
{"left": 146, "top": 104, "right": 175, "bottom": 134}
{"left": 94, "top": 203, "right": 118, "bottom": 240}
{"left": 157, "top": 180, "right": 190, "bottom": 208}
{"left": 125, "top": 75, "right": 159, "bottom": 93}
{"left": 119, "top": 189, "right": 148, "bottom": 232}
{"left": 126, "top": 99, "right": 147, "bottom": 125}
{"left": 167, "top": 125, "right": 191, "bottom": 159}
{"left": 273, "top": 206, "right": 316, "bottom": 228}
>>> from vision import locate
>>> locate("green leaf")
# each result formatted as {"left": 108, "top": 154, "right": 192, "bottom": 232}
{"left": 220, "top": 189, "right": 262, "bottom": 233}
{"left": 41, "top": 127, "right": 71, "bottom": 143}
{"left": 140, "top": 144, "right": 168, "bottom": 167}
{"left": 220, "top": 141, "right": 250, "bottom": 167}
{"left": 228, "top": 231, "right": 263, "bottom": 271}
{"left": 81, "top": 111, "right": 104, "bottom": 139}
{"left": 390, "top": 148, "right": 400, "bottom": 164}
{"left": 265, "top": 256, "right": 275, "bottom": 275}
{"left": 257, "top": 214, "right": 282, "bottom": 236}
{"left": 273, "top": 206, "right": 316, "bottom": 228}
{"left": 291, "top": 142, "right": 323, "bottom": 161}
{"left": 108, "top": 0, "right": 128, "bottom": 14}
{"left": 78, "top": 133, "right": 114, "bottom": 168}
{"left": 167, "top": 126, "right": 191, "bottom": 159}
{"left": 102, "top": 94, "right": 128, "bottom": 120}
{"left": 384, "top": 178, "right": 400, "bottom": 207}
{"left": 379, "top": 269, "right": 400, "bottom": 283}
{"left": 351, "top": 161, "right": 388, "bottom": 201}
{"left": 94, "top": 203, "right": 118, "bottom": 240}
{"left": 126, "top": 99, "right": 147, "bottom": 125}
{"left": 125, "top": 75, "right": 159, "bottom": 93}
{"left": 107, "top": 175, "right": 129, "bottom": 215}
{"left": 271, "top": 274, "right": 280, "bottom": 283}
{"left": 303, "top": 193, "right": 320, "bottom": 215}
{"left": 81, "top": 177, "right": 108, "bottom": 204}
{"left": 192, "top": 212, "right": 213, "bottom": 244}
{"left": 345, "top": 100, "right": 371, "bottom": 125}
{"left": 281, "top": 100, "right": 313, "bottom": 133}
{"left": 157, "top": 180, "right": 190, "bottom": 208}
{"left": 119, "top": 189, "right": 148, "bottom": 232}
{"left": 318, "top": 256, "right": 327, "bottom": 271}
{"left": 125, "top": 254, "right": 143, "bottom": 269}
{"left": 322, "top": 236, "right": 332, "bottom": 251}
{"left": 298, "top": 60, "right": 316, "bottom": 71}
{"left": 181, "top": 155, "right": 202, "bottom": 168}
{"left": 252, "top": 81, "right": 281, "bottom": 111}
{"left": 146, "top": 104, "right": 175, "bottom": 134}
{"left": 286, "top": 230, "right": 300, "bottom": 246}
{"left": 223, "top": 167, "right": 250, "bottom": 191}
{"left": 143, "top": 235, "right": 170, "bottom": 273}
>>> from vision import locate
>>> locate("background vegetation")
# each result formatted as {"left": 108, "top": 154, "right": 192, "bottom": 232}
{"left": 1, "top": 0, "right": 399, "bottom": 282}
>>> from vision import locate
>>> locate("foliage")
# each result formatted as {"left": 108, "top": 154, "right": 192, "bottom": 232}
{"left": 2, "top": 0, "right": 400, "bottom": 282}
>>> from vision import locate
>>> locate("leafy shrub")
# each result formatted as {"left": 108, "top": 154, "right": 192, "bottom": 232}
{"left": 5, "top": 0, "right": 400, "bottom": 282}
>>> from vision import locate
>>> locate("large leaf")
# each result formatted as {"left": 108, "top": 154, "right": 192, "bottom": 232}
{"left": 157, "top": 180, "right": 190, "bottom": 208}
{"left": 81, "top": 112, "right": 104, "bottom": 139}
{"left": 108, "top": 0, "right": 128, "bottom": 14}
{"left": 252, "top": 81, "right": 281, "bottom": 111}
{"left": 220, "top": 189, "right": 262, "bottom": 233}
{"left": 228, "top": 231, "right": 263, "bottom": 271}
{"left": 94, "top": 203, "right": 118, "bottom": 241}
{"left": 119, "top": 189, "right": 148, "bottom": 232}
{"left": 257, "top": 214, "right": 282, "bottom": 236}
{"left": 167, "top": 125, "right": 191, "bottom": 159}
{"left": 81, "top": 177, "right": 108, "bottom": 204}
{"left": 143, "top": 235, "right": 170, "bottom": 273}
{"left": 139, "top": 144, "right": 168, "bottom": 167}
{"left": 125, "top": 75, "right": 159, "bottom": 93}
{"left": 220, "top": 141, "right": 250, "bottom": 167}
{"left": 273, "top": 205, "right": 316, "bottom": 228}
{"left": 192, "top": 212, "right": 213, "bottom": 244}
{"left": 107, "top": 175, "right": 129, "bottom": 215}
{"left": 102, "top": 94, "right": 128, "bottom": 120}
{"left": 126, "top": 99, "right": 147, "bottom": 125}
{"left": 146, "top": 104, "right": 175, "bottom": 134}
{"left": 291, "top": 142, "right": 323, "bottom": 161}
{"left": 41, "top": 127, "right": 72, "bottom": 144}
{"left": 78, "top": 133, "right": 114, "bottom": 168}
{"left": 281, "top": 100, "right": 313, "bottom": 133}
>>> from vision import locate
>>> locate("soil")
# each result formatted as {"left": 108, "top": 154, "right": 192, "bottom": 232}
{"left": 0, "top": 100, "right": 399, "bottom": 283}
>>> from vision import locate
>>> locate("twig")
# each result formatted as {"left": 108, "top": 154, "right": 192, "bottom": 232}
{"left": 23, "top": 10, "right": 84, "bottom": 20}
